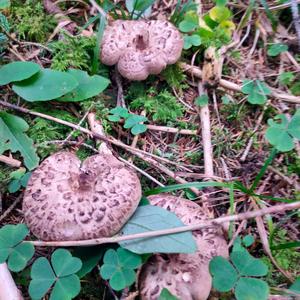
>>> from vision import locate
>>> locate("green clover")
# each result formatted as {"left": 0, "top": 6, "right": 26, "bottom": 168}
{"left": 241, "top": 79, "right": 271, "bottom": 105}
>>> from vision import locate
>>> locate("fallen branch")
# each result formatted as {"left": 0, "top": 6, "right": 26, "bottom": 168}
{"left": 30, "top": 201, "right": 300, "bottom": 247}
{"left": 180, "top": 62, "right": 300, "bottom": 104}
{"left": 0, "top": 155, "right": 21, "bottom": 168}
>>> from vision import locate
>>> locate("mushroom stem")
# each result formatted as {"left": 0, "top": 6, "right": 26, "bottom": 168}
{"left": 0, "top": 264, "right": 23, "bottom": 300}
{"left": 29, "top": 201, "right": 300, "bottom": 247}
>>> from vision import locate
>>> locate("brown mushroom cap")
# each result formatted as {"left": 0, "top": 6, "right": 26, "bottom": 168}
{"left": 138, "top": 194, "right": 228, "bottom": 300}
{"left": 101, "top": 20, "right": 183, "bottom": 81}
{"left": 23, "top": 151, "right": 141, "bottom": 241}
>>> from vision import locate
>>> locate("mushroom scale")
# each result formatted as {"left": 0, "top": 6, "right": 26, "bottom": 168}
{"left": 100, "top": 20, "right": 183, "bottom": 81}
{"left": 23, "top": 151, "right": 141, "bottom": 241}
{"left": 138, "top": 195, "right": 228, "bottom": 300}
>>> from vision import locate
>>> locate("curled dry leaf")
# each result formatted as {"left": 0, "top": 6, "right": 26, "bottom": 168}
{"left": 138, "top": 195, "right": 228, "bottom": 300}
{"left": 101, "top": 20, "right": 183, "bottom": 81}
{"left": 23, "top": 151, "right": 141, "bottom": 241}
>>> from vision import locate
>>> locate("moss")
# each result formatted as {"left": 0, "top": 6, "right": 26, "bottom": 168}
{"left": 10, "top": 0, "right": 57, "bottom": 42}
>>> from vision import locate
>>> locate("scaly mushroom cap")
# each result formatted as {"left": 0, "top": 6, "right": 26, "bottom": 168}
{"left": 23, "top": 151, "right": 141, "bottom": 241}
{"left": 138, "top": 195, "right": 228, "bottom": 300}
{"left": 101, "top": 20, "right": 183, "bottom": 81}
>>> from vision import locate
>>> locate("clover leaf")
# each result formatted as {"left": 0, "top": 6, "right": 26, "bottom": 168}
{"left": 29, "top": 249, "right": 82, "bottom": 300}
{"left": 159, "top": 288, "right": 179, "bottom": 300}
{"left": 241, "top": 80, "right": 271, "bottom": 105}
{"left": 124, "top": 114, "right": 148, "bottom": 135}
{"left": 265, "top": 109, "right": 300, "bottom": 152}
{"left": 99, "top": 247, "right": 142, "bottom": 291}
{"left": 195, "top": 94, "right": 209, "bottom": 107}
{"left": 0, "top": 224, "right": 34, "bottom": 272}
{"left": 108, "top": 107, "right": 130, "bottom": 122}
{"left": 183, "top": 34, "right": 201, "bottom": 49}
{"left": 209, "top": 247, "right": 269, "bottom": 300}
{"left": 267, "top": 43, "right": 288, "bottom": 57}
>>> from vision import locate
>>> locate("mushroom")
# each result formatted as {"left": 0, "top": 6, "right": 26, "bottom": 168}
{"left": 100, "top": 20, "right": 184, "bottom": 80}
{"left": 138, "top": 194, "right": 228, "bottom": 300}
{"left": 23, "top": 151, "right": 141, "bottom": 241}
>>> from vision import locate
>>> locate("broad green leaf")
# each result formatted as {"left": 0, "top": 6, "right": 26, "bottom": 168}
{"left": 267, "top": 43, "right": 288, "bottom": 56}
{"left": 209, "top": 256, "right": 238, "bottom": 292}
{"left": 230, "top": 249, "right": 268, "bottom": 277}
{"left": 119, "top": 205, "right": 197, "bottom": 254}
{"left": 100, "top": 248, "right": 142, "bottom": 291}
{"left": 59, "top": 69, "right": 110, "bottom": 102}
{"left": 0, "top": 112, "right": 39, "bottom": 170}
{"left": 50, "top": 275, "right": 81, "bottom": 300}
{"left": 159, "top": 288, "right": 179, "bottom": 300}
{"left": 289, "top": 278, "right": 300, "bottom": 294}
{"left": 131, "top": 123, "right": 147, "bottom": 135}
{"left": 12, "top": 69, "right": 78, "bottom": 101}
{"left": 209, "top": 6, "right": 231, "bottom": 23}
{"left": 51, "top": 249, "right": 82, "bottom": 277}
{"left": 0, "top": 62, "right": 40, "bottom": 86}
{"left": 235, "top": 277, "right": 269, "bottom": 300}
{"left": 241, "top": 80, "right": 271, "bottom": 105}
{"left": 279, "top": 72, "right": 295, "bottom": 85}
{"left": 195, "top": 94, "right": 209, "bottom": 107}
{"left": 8, "top": 242, "right": 34, "bottom": 272}
{"left": 0, "top": 0, "right": 10, "bottom": 9}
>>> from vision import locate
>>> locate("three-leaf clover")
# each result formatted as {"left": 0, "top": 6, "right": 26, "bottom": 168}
{"left": 209, "top": 247, "right": 269, "bottom": 300}
{"left": 241, "top": 80, "right": 271, "bottom": 105}
{"left": 265, "top": 109, "right": 300, "bottom": 152}
{"left": 267, "top": 43, "right": 288, "bottom": 57}
{"left": 195, "top": 94, "right": 209, "bottom": 107}
{"left": 183, "top": 34, "right": 201, "bottom": 49}
{"left": 8, "top": 169, "right": 31, "bottom": 193}
{"left": 99, "top": 247, "right": 142, "bottom": 291}
{"left": 0, "top": 224, "right": 34, "bottom": 272}
{"left": 29, "top": 249, "right": 82, "bottom": 300}
{"left": 108, "top": 107, "right": 130, "bottom": 122}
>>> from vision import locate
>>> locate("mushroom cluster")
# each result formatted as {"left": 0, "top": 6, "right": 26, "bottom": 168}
{"left": 101, "top": 20, "right": 184, "bottom": 80}
{"left": 138, "top": 194, "right": 228, "bottom": 300}
{"left": 23, "top": 151, "right": 141, "bottom": 241}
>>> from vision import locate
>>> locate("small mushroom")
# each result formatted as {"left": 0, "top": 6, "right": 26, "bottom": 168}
{"left": 101, "top": 20, "right": 183, "bottom": 81}
{"left": 138, "top": 194, "right": 228, "bottom": 300}
{"left": 23, "top": 151, "right": 141, "bottom": 241}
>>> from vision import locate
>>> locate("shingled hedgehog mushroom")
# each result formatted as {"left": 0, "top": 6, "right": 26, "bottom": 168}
{"left": 138, "top": 194, "right": 228, "bottom": 300}
{"left": 23, "top": 151, "right": 141, "bottom": 241}
{"left": 101, "top": 20, "right": 184, "bottom": 80}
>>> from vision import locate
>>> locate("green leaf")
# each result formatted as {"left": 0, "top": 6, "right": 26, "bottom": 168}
{"left": 50, "top": 275, "right": 81, "bottom": 300}
{"left": 0, "top": 62, "right": 40, "bottom": 86}
{"left": 279, "top": 72, "right": 295, "bottom": 86}
{"left": 241, "top": 80, "right": 271, "bottom": 105}
{"left": 179, "top": 20, "right": 198, "bottom": 32}
{"left": 288, "top": 109, "right": 300, "bottom": 139}
{"left": 125, "top": 0, "right": 154, "bottom": 18}
{"left": 12, "top": 69, "right": 78, "bottom": 101}
{"left": 29, "top": 257, "right": 56, "bottom": 300}
{"left": 183, "top": 34, "right": 201, "bottom": 49}
{"left": 0, "top": 224, "right": 34, "bottom": 271}
{"left": 20, "top": 172, "right": 31, "bottom": 187}
{"left": 0, "top": 0, "right": 10, "bottom": 9}
{"left": 195, "top": 94, "right": 209, "bottom": 107}
{"left": 119, "top": 205, "right": 197, "bottom": 254}
{"left": 242, "top": 235, "right": 255, "bottom": 247}
{"left": 51, "top": 249, "right": 82, "bottom": 277}
{"left": 209, "top": 256, "right": 238, "bottom": 292}
{"left": 100, "top": 248, "right": 142, "bottom": 291}
{"left": 159, "top": 288, "right": 179, "bottom": 300}
{"left": 0, "top": 112, "right": 39, "bottom": 170}
{"left": 216, "top": 0, "right": 227, "bottom": 6}
{"left": 289, "top": 278, "right": 300, "bottom": 294}
{"left": 29, "top": 249, "right": 82, "bottom": 300}
{"left": 124, "top": 115, "right": 148, "bottom": 129}
{"left": 59, "top": 69, "right": 110, "bottom": 102}
{"left": 290, "top": 81, "right": 300, "bottom": 96}
{"left": 267, "top": 43, "right": 288, "bottom": 56}
{"left": 0, "top": 12, "right": 10, "bottom": 31}
{"left": 8, "top": 179, "right": 21, "bottom": 193}
{"left": 131, "top": 123, "right": 147, "bottom": 135}
{"left": 235, "top": 277, "right": 269, "bottom": 300}
{"left": 109, "top": 107, "right": 130, "bottom": 119}
{"left": 8, "top": 242, "right": 35, "bottom": 272}
{"left": 209, "top": 6, "right": 231, "bottom": 23}
{"left": 230, "top": 249, "right": 268, "bottom": 277}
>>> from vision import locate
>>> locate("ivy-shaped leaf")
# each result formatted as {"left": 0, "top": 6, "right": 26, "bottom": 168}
{"left": 265, "top": 109, "right": 300, "bottom": 152}
{"left": 209, "top": 247, "right": 269, "bottom": 300}
{"left": 99, "top": 247, "right": 142, "bottom": 291}
{"left": 0, "top": 112, "right": 39, "bottom": 170}
{"left": 267, "top": 43, "right": 288, "bottom": 57}
{"left": 0, "top": 224, "right": 34, "bottom": 272}
{"left": 29, "top": 249, "right": 82, "bottom": 300}
{"left": 241, "top": 79, "right": 271, "bottom": 105}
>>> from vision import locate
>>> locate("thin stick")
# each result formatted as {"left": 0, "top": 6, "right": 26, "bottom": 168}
{"left": 0, "top": 155, "right": 21, "bottom": 168}
{"left": 89, "top": 0, "right": 107, "bottom": 18}
{"left": 30, "top": 201, "right": 300, "bottom": 247}
{"left": 146, "top": 125, "right": 197, "bottom": 135}
{"left": 180, "top": 63, "right": 300, "bottom": 104}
